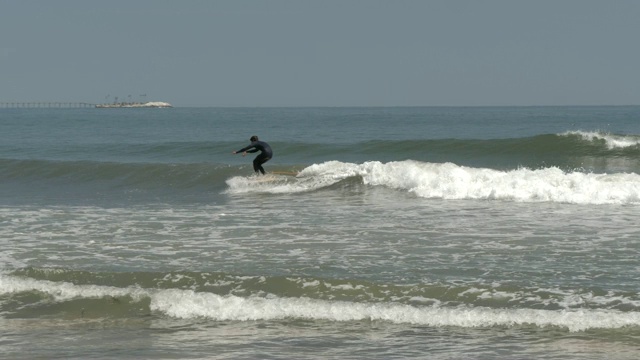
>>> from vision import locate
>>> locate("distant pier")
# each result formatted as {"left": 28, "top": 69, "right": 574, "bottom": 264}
{"left": 1, "top": 101, "right": 172, "bottom": 108}
{"left": 0, "top": 102, "right": 96, "bottom": 108}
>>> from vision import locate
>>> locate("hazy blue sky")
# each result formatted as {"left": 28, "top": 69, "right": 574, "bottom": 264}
{"left": 1, "top": 0, "right": 639, "bottom": 106}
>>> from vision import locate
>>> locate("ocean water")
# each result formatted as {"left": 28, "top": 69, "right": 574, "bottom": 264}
{"left": 1, "top": 106, "right": 639, "bottom": 359}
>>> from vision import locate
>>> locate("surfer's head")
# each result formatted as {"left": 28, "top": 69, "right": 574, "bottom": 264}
{"left": 250, "top": 135, "right": 258, "bottom": 142}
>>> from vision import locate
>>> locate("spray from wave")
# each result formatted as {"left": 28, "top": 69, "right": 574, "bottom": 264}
{"left": 227, "top": 160, "right": 640, "bottom": 205}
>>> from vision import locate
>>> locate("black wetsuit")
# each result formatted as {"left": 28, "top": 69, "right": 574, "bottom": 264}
{"left": 237, "top": 140, "right": 273, "bottom": 175}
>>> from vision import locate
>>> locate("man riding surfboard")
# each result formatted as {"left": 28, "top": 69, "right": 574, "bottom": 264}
{"left": 232, "top": 135, "right": 273, "bottom": 175}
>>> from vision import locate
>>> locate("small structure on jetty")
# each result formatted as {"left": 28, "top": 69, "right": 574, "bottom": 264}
{"left": 94, "top": 101, "right": 172, "bottom": 108}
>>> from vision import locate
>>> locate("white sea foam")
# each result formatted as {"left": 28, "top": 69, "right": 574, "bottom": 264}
{"left": 0, "top": 274, "right": 147, "bottom": 301}
{"left": 229, "top": 160, "right": 640, "bottom": 205}
{"left": 2, "top": 274, "right": 639, "bottom": 332}
{"left": 152, "top": 291, "right": 640, "bottom": 332}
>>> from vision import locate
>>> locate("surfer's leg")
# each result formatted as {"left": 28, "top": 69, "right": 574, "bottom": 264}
{"left": 253, "top": 154, "right": 271, "bottom": 175}
{"left": 252, "top": 158, "right": 261, "bottom": 174}
{"left": 253, "top": 156, "right": 267, "bottom": 175}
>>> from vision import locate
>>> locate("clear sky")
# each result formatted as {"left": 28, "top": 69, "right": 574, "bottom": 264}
{"left": 1, "top": 0, "right": 639, "bottom": 107}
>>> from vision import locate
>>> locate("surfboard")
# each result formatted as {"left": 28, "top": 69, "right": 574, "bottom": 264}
{"left": 249, "top": 174, "right": 282, "bottom": 182}
{"left": 269, "top": 171, "right": 299, "bottom": 177}
{"left": 246, "top": 172, "right": 299, "bottom": 183}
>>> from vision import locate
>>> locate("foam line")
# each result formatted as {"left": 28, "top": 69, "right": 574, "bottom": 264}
{"left": 2, "top": 275, "right": 639, "bottom": 332}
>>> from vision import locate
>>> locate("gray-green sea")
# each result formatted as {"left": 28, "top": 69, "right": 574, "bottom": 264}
{"left": 2, "top": 106, "right": 640, "bottom": 359}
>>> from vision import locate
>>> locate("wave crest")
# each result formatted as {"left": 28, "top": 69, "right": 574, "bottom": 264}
{"left": 228, "top": 160, "right": 640, "bottom": 205}
{"left": 561, "top": 131, "right": 640, "bottom": 150}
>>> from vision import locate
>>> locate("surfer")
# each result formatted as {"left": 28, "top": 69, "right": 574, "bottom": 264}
{"left": 232, "top": 135, "right": 273, "bottom": 175}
